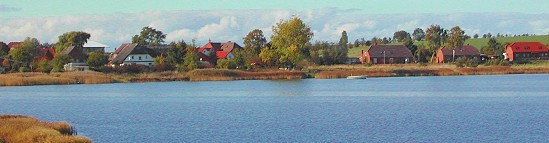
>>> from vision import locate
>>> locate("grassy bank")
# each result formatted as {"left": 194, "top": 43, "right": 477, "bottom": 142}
{"left": 312, "top": 62, "right": 549, "bottom": 79}
{"left": 187, "top": 69, "right": 305, "bottom": 81}
{"left": 0, "top": 72, "right": 112, "bottom": 86}
{"left": 0, "top": 115, "right": 91, "bottom": 143}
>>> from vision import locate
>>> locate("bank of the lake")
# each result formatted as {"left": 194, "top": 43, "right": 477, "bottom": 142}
{"left": 0, "top": 115, "right": 91, "bottom": 143}
{"left": 1, "top": 62, "right": 549, "bottom": 86}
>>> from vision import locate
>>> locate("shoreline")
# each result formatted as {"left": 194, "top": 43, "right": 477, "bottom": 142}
{"left": 1, "top": 64, "right": 549, "bottom": 86}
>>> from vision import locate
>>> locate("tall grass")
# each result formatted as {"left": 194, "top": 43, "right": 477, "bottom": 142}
{"left": 0, "top": 114, "right": 91, "bottom": 143}
{"left": 187, "top": 69, "right": 305, "bottom": 81}
{"left": 0, "top": 72, "right": 113, "bottom": 86}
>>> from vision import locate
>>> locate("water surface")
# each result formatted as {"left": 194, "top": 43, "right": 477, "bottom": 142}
{"left": 1, "top": 74, "right": 548, "bottom": 142}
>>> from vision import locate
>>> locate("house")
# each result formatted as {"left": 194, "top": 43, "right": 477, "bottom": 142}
{"left": 436, "top": 45, "right": 480, "bottom": 63}
{"left": 198, "top": 41, "right": 243, "bottom": 65}
{"left": 34, "top": 47, "right": 55, "bottom": 62}
{"left": 7, "top": 42, "right": 23, "bottom": 50}
{"left": 81, "top": 41, "right": 109, "bottom": 53}
{"left": 59, "top": 46, "right": 87, "bottom": 63}
{"left": 361, "top": 45, "right": 413, "bottom": 64}
{"left": 503, "top": 42, "right": 549, "bottom": 61}
{"left": 109, "top": 43, "right": 159, "bottom": 66}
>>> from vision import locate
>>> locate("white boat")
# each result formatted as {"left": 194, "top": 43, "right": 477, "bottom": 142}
{"left": 346, "top": 75, "right": 368, "bottom": 79}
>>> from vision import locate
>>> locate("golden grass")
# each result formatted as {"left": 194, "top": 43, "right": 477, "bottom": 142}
{"left": 0, "top": 114, "right": 92, "bottom": 143}
{"left": 313, "top": 63, "right": 549, "bottom": 79}
{"left": 111, "top": 71, "right": 189, "bottom": 82}
{"left": 187, "top": 69, "right": 305, "bottom": 81}
{"left": 0, "top": 72, "right": 113, "bottom": 86}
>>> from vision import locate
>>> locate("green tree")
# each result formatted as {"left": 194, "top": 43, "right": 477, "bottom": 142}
{"left": 51, "top": 54, "right": 71, "bottom": 72}
{"left": 425, "top": 25, "right": 445, "bottom": 62}
{"left": 354, "top": 39, "right": 360, "bottom": 47}
{"left": 269, "top": 17, "right": 313, "bottom": 68}
{"left": 9, "top": 37, "right": 40, "bottom": 66}
{"left": 86, "top": 52, "right": 108, "bottom": 69}
{"left": 165, "top": 41, "right": 186, "bottom": 66}
{"left": 481, "top": 38, "right": 503, "bottom": 56}
{"left": 182, "top": 45, "right": 198, "bottom": 71}
{"left": 393, "top": 30, "right": 411, "bottom": 42}
{"left": 132, "top": 26, "right": 166, "bottom": 45}
{"left": 446, "top": 26, "right": 466, "bottom": 50}
{"left": 54, "top": 31, "right": 90, "bottom": 53}
{"left": 416, "top": 43, "right": 432, "bottom": 63}
{"left": 0, "top": 42, "right": 8, "bottom": 58}
{"left": 339, "top": 31, "right": 348, "bottom": 47}
{"left": 412, "top": 28, "right": 425, "bottom": 41}
{"left": 259, "top": 45, "right": 279, "bottom": 67}
{"left": 403, "top": 38, "right": 418, "bottom": 60}
{"left": 243, "top": 29, "right": 267, "bottom": 57}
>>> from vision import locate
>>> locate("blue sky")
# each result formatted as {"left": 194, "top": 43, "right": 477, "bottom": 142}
{"left": 1, "top": 0, "right": 548, "bottom": 50}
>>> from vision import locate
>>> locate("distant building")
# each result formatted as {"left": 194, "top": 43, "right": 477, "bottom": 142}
{"left": 436, "top": 46, "right": 480, "bottom": 63}
{"left": 109, "top": 44, "right": 160, "bottom": 66}
{"left": 82, "top": 41, "right": 109, "bottom": 53}
{"left": 59, "top": 46, "right": 88, "bottom": 63}
{"left": 34, "top": 47, "right": 55, "bottom": 62}
{"left": 503, "top": 42, "right": 549, "bottom": 61}
{"left": 198, "top": 41, "right": 243, "bottom": 65}
{"left": 361, "top": 45, "right": 413, "bottom": 64}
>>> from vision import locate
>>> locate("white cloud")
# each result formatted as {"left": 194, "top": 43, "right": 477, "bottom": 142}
{"left": 0, "top": 9, "right": 548, "bottom": 51}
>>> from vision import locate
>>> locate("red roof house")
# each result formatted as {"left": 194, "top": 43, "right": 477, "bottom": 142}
{"left": 362, "top": 45, "right": 413, "bottom": 64}
{"left": 7, "top": 42, "right": 23, "bottom": 49}
{"left": 198, "top": 41, "right": 243, "bottom": 65}
{"left": 504, "top": 42, "right": 549, "bottom": 61}
{"left": 34, "top": 47, "right": 55, "bottom": 62}
{"left": 436, "top": 45, "right": 480, "bottom": 63}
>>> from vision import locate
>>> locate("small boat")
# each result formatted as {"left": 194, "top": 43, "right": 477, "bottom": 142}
{"left": 346, "top": 75, "right": 368, "bottom": 79}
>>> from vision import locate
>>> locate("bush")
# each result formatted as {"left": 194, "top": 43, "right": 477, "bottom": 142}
{"left": 484, "top": 59, "right": 510, "bottom": 66}
{"left": 153, "top": 64, "right": 175, "bottom": 72}
{"left": 115, "top": 64, "right": 151, "bottom": 74}
{"left": 18, "top": 67, "right": 30, "bottom": 72}
{"left": 454, "top": 57, "right": 467, "bottom": 68}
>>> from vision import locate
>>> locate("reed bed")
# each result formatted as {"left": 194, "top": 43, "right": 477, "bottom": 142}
{"left": 0, "top": 72, "right": 112, "bottom": 86}
{"left": 111, "top": 71, "right": 189, "bottom": 82}
{"left": 187, "top": 69, "right": 305, "bottom": 81}
{"left": 0, "top": 114, "right": 91, "bottom": 143}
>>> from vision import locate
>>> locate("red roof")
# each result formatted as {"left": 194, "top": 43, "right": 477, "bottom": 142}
{"left": 198, "top": 41, "right": 242, "bottom": 59}
{"left": 506, "top": 42, "right": 548, "bottom": 52}
{"left": 438, "top": 45, "right": 480, "bottom": 56}
{"left": 7, "top": 42, "right": 23, "bottom": 49}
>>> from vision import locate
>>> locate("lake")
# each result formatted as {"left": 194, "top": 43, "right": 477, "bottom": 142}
{"left": 1, "top": 74, "right": 548, "bottom": 142}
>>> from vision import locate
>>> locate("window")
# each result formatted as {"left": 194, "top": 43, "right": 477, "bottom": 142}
{"left": 539, "top": 46, "right": 543, "bottom": 50}
{"left": 389, "top": 58, "right": 394, "bottom": 63}
{"left": 525, "top": 46, "right": 530, "bottom": 50}
{"left": 149, "top": 63, "right": 152, "bottom": 66}
{"left": 131, "top": 56, "right": 134, "bottom": 60}
{"left": 515, "top": 47, "right": 520, "bottom": 50}
{"left": 373, "top": 58, "right": 378, "bottom": 64}
{"left": 145, "top": 56, "right": 148, "bottom": 59}
{"left": 139, "top": 56, "right": 142, "bottom": 60}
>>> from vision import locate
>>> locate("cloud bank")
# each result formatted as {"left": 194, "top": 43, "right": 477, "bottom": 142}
{"left": 1, "top": 8, "right": 548, "bottom": 52}
{"left": 0, "top": 4, "right": 21, "bottom": 12}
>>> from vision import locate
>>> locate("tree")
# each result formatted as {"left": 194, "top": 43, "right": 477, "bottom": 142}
{"left": 54, "top": 31, "right": 91, "bottom": 53}
{"left": 9, "top": 37, "right": 40, "bottom": 66}
{"left": 269, "top": 17, "right": 313, "bottom": 68}
{"left": 182, "top": 44, "right": 198, "bottom": 71}
{"left": 165, "top": 41, "right": 186, "bottom": 66}
{"left": 243, "top": 29, "right": 267, "bottom": 57}
{"left": 354, "top": 39, "right": 360, "bottom": 47}
{"left": 259, "top": 46, "right": 279, "bottom": 67}
{"left": 339, "top": 31, "right": 348, "bottom": 47}
{"left": 0, "top": 42, "right": 8, "bottom": 58}
{"left": 425, "top": 25, "right": 445, "bottom": 62}
{"left": 393, "top": 30, "right": 411, "bottom": 42}
{"left": 481, "top": 38, "right": 503, "bottom": 56}
{"left": 51, "top": 54, "right": 71, "bottom": 72}
{"left": 473, "top": 34, "right": 479, "bottom": 39}
{"left": 86, "top": 52, "right": 108, "bottom": 69}
{"left": 403, "top": 38, "right": 418, "bottom": 60}
{"left": 412, "top": 28, "right": 425, "bottom": 41}
{"left": 132, "top": 26, "right": 166, "bottom": 45}
{"left": 446, "top": 26, "right": 466, "bottom": 50}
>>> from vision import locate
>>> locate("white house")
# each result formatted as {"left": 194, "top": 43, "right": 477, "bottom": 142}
{"left": 109, "top": 44, "right": 159, "bottom": 66}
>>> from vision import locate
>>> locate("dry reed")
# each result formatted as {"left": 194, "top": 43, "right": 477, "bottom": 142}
{"left": 0, "top": 114, "right": 92, "bottom": 143}
{"left": 187, "top": 69, "right": 305, "bottom": 81}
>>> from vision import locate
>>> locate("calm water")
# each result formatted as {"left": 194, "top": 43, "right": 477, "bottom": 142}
{"left": 1, "top": 74, "right": 548, "bottom": 142}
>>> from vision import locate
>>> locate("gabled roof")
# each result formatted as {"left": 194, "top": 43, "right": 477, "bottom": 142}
{"left": 506, "top": 42, "right": 548, "bottom": 52}
{"left": 367, "top": 45, "right": 413, "bottom": 58}
{"left": 439, "top": 45, "right": 480, "bottom": 56}
{"left": 7, "top": 42, "right": 23, "bottom": 49}
{"left": 37, "top": 47, "right": 55, "bottom": 57}
{"left": 109, "top": 44, "right": 160, "bottom": 65}
{"left": 83, "top": 41, "right": 109, "bottom": 48}
{"left": 60, "top": 46, "right": 87, "bottom": 60}
{"left": 198, "top": 41, "right": 242, "bottom": 59}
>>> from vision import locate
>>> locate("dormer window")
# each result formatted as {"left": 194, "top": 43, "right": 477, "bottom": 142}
{"left": 539, "top": 46, "right": 543, "bottom": 50}
{"left": 525, "top": 46, "right": 530, "bottom": 50}
{"left": 515, "top": 47, "right": 520, "bottom": 50}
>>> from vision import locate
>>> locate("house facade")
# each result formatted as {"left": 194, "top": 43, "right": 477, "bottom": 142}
{"left": 503, "top": 42, "right": 549, "bottom": 61}
{"left": 198, "top": 41, "right": 243, "bottom": 65}
{"left": 109, "top": 44, "right": 159, "bottom": 66}
{"left": 362, "top": 45, "right": 413, "bottom": 64}
{"left": 436, "top": 46, "right": 480, "bottom": 63}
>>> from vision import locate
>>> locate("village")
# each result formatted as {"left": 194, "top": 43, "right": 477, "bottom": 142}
{"left": 0, "top": 17, "right": 548, "bottom": 83}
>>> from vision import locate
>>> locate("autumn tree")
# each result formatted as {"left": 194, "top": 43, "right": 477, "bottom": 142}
{"left": 182, "top": 41, "right": 198, "bottom": 71}
{"left": 393, "top": 30, "right": 411, "bottom": 42}
{"left": 446, "top": 26, "right": 466, "bottom": 50}
{"left": 9, "top": 37, "right": 40, "bottom": 66}
{"left": 132, "top": 26, "right": 166, "bottom": 45}
{"left": 425, "top": 25, "right": 445, "bottom": 62}
{"left": 243, "top": 29, "right": 267, "bottom": 57}
{"left": 54, "top": 31, "right": 90, "bottom": 53}
{"left": 268, "top": 17, "right": 313, "bottom": 68}
{"left": 86, "top": 52, "right": 108, "bottom": 69}
{"left": 165, "top": 41, "right": 187, "bottom": 66}
{"left": 412, "top": 28, "right": 425, "bottom": 41}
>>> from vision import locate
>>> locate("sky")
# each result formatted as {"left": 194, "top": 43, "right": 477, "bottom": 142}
{"left": 1, "top": 0, "right": 549, "bottom": 51}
